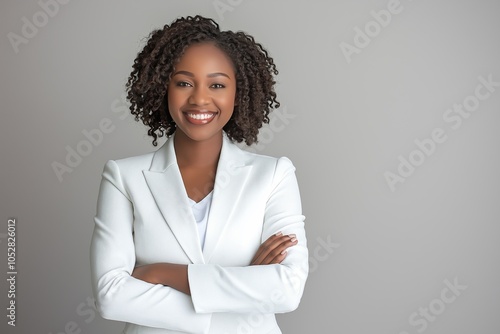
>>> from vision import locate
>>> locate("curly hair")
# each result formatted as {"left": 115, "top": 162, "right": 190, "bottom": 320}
{"left": 125, "top": 15, "right": 280, "bottom": 146}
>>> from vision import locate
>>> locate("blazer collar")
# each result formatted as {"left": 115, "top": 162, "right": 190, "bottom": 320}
{"left": 143, "top": 132, "right": 252, "bottom": 264}
{"left": 147, "top": 131, "right": 249, "bottom": 172}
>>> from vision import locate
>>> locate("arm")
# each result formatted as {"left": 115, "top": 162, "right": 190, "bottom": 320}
{"left": 187, "top": 157, "right": 309, "bottom": 314}
{"left": 131, "top": 232, "right": 299, "bottom": 294}
{"left": 90, "top": 160, "right": 211, "bottom": 333}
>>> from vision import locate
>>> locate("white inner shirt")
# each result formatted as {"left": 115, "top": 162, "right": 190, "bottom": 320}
{"left": 187, "top": 191, "right": 213, "bottom": 250}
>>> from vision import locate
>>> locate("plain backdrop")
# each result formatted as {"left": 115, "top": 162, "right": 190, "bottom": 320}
{"left": 1, "top": 0, "right": 499, "bottom": 333}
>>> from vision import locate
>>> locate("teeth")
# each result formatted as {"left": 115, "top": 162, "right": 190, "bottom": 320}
{"left": 187, "top": 113, "right": 214, "bottom": 120}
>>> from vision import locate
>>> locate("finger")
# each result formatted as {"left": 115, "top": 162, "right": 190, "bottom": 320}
{"left": 251, "top": 234, "right": 293, "bottom": 264}
{"left": 265, "top": 250, "right": 288, "bottom": 265}
{"left": 259, "top": 236, "right": 298, "bottom": 265}
{"left": 252, "top": 235, "right": 297, "bottom": 265}
{"left": 251, "top": 232, "right": 285, "bottom": 263}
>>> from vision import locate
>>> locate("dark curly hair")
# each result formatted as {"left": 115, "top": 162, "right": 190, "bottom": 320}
{"left": 125, "top": 15, "right": 280, "bottom": 146}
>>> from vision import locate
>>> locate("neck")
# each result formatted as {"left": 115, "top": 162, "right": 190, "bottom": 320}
{"left": 173, "top": 131, "right": 223, "bottom": 168}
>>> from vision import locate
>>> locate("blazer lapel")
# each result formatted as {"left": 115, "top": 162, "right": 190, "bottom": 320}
{"left": 202, "top": 133, "right": 252, "bottom": 262}
{"left": 142, "top": 134, "right": 205, "bottom": 264}
{"left": 142, "top": 132, "right": 253, "bottom": 264}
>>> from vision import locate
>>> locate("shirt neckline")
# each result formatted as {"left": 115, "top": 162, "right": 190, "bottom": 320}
{"left": 187, "top": 190, "right": 214, "bottom": 206}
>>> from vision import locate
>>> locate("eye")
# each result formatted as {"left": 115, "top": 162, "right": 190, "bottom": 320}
{"left": 211, "top": 83, "right": 225, "bottom": 89}
{"left": 176, "top": 81, "right": 192, "bottom": 87}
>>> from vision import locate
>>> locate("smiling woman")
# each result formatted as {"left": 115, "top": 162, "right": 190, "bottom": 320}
{"left": 90, "top": 15, "right": 308, "bottom": 334}
{"left": 168, "top": 43, "right": 237, "bottom": 144}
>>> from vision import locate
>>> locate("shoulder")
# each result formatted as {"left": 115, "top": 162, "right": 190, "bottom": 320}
{"left": 98, "top": 149, "right": 157, "bottom": 200}
{"left": 223, "top": 132, "right": 294, "bottom": 170}
{"left": 233, "top": 144, "right": 297, "bottom": 182}
{"left": 114, "top": 150, "right": 156, "bottom": 172}
{"left": 99, "top": 147, "right": 158, "bottom": 186}
{"left": 244, "top": 149, "right": 295, "bottom": 171}
{"left": 103, "top": 150, "right": 155, "bottom": 173}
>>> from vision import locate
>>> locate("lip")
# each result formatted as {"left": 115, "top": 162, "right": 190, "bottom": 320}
{"left": 182, "top": 110, "right": 217, "bottom": 125}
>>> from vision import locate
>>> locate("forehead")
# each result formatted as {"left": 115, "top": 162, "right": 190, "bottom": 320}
{"left": 174, "top": 42, "right": 235, "bottom": 76}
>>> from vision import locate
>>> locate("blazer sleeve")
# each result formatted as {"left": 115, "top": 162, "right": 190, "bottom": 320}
{"left": 188, "top": 157, "right": 309, "bottom": 314}
{"left": 90, "top": 160, "right": 212, "bottom": 333}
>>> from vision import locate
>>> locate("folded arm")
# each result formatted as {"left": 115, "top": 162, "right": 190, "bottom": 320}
{"left": 90, "top": 160, "right": 211, "bottom": 333}
{"left": 131, "top": 232, "right": 299, "bottom": 294}
{"left": 134, "top": 157, "right": 309, "bottom": 314}
{"left": 92, "top": 157, "right": 308, "bottom": 327}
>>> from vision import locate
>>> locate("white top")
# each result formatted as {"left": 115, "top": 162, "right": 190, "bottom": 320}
{"left": 187, "top": 191, "right": 213, "bottom": 250}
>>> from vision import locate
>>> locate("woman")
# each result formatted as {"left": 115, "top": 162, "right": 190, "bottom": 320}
{"left": 90, "top": 15, "right": 308, "bottom": 334}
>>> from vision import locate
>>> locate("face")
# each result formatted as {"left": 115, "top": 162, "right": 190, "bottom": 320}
{"left": 167, "top": 42, "right": 237, "bottom": 143}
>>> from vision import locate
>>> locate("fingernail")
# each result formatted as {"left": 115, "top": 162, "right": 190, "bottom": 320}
{"left": 289, "top": 234, "right": 296, "bottom": 238}
{"left": 281, "top": 250, "right": 287, "bottom": 255}
{"left": 276, "top": 232, "right": 283, "bottom": 236}
{"left": 290, "top": 237, "right": 297, "bottom": 243}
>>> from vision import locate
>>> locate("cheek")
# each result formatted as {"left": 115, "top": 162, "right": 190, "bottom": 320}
{"left": 167, "top": 89, "right": 183, "bottom": 112}
{"left": 218, "top": 99, "right": 235, "bottom": 117}
{"left": 221, "top": 89, "right": 237, "bottom": 109}
{"left": 166, "top": 98, "right": 180, "bottom": 122}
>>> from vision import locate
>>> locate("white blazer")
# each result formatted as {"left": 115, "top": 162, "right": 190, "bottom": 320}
{"left": 90, "top": 132, "right": 308, "bottom": 334}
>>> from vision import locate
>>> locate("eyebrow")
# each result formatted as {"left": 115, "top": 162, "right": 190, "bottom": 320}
{"left": 173, "top": 70, "right": 230, "bottom": 79}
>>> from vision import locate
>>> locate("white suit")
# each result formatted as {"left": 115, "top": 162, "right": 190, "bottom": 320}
{"left": 90, "top": 132, "right": 308, "bottom": 334}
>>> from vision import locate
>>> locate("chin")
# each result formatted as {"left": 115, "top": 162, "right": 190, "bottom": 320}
{"left": 177, "top": 127, "right": 223, "bottom": 143}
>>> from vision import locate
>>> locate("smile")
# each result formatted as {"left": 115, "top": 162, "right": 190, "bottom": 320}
{"left": 183, "top": 112, "right": 217, "bottom": 125}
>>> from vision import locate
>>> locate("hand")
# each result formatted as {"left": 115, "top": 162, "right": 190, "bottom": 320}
{"left": 250, "top": 232, "right": 298, "bottom": 265}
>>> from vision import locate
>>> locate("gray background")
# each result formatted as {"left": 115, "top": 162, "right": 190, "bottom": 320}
{"left": 1, "top": 0, "right": 499, "bottom": 333}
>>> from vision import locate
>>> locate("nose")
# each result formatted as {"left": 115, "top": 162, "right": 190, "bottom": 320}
{"left": 188, "top": 86, "right": 210, "bottom": 106}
